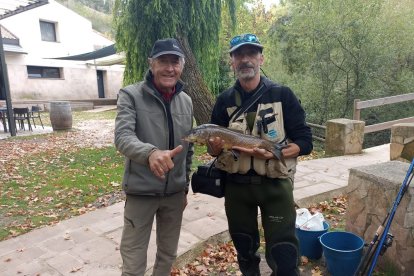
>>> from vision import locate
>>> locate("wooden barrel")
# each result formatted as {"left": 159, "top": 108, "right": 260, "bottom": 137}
{"left": 49, "top": 101, "right": 72, "bottom": 130}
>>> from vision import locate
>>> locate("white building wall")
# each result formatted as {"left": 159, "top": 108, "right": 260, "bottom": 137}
{"left": 0, "top": 0, "right": 124, "bottom": 101}
{"left": 6, "top": 52, "right": 124, "bottom": 99}
{"left": 1, "top": 0, "right": 95, "bottom": 58}
{"left": 102, "top": 68, "right": 124, "bottom": 98}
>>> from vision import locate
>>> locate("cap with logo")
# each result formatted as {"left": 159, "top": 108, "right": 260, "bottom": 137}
{"left": 229, "top": 33, "right": 263, "bottom": 54}
{"left": 149, "top": 38, "right": 185, "bottom": 59}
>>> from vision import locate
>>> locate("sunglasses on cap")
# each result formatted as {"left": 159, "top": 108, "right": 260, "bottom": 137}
{"left": 230, "top": 33, "right": 261, "bottom": 48}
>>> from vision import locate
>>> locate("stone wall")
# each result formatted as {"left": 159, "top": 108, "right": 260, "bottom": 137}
{"left": 390, "top": 123, "right": 414, "bottom": 162}
{"left": 345, "top": 161, "right": 414, "bottom": 275}
{"left": 325, "top": 119, "right": 365, "bottom": 156}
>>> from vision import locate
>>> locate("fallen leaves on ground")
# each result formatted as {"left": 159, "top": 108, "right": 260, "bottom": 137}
{"left": 0, "top": 120, "right": 114, "bottom": 180}
{"left": 308, "top": 195, "right": 348, "bottom": 229}
{"left": 0, "top": 119, "right": 124, "bottom": 240}
{"left": 173, "top": 196, "right": 348, "bottom": 275}
{"left": 172, "top": 242, "right": 240, "bottom": 276}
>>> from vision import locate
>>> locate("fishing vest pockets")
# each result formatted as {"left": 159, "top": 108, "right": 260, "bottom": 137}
{"left": 254, "top": 103, "right": 285, "bottom": 143}
{"left": 265, "top": 157, "right": 297, "bottom": 180}
{"left": 229, "top": 118, "right": 248, "bottom": 134}
{"left": 216, "top": 151, "right": 240, "bottom": 173}
{"left": 265, "top": 159, "right": 289, "bottom": 179}
{"left": 238, "top": 153, "right": 251, "bottom": 174}
{"left": 253, "top": 158, "right": 266, "bottom": 175}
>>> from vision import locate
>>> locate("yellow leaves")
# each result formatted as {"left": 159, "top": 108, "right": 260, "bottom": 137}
{"left": 77, "top": 207, "right": 88, "bottom": 215}
{"left": 111, "top": 181, "right": 120, "bottom": 187}
{"left": 42, "top": 196, "right": 54, "bottom": 203}
{"left": 9, "top": 229, "right": 20, "bottom": 237}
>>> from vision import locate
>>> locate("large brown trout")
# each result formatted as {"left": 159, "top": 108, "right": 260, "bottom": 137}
{"left": 184, "top": 124, "right": 286, "bottom": 163}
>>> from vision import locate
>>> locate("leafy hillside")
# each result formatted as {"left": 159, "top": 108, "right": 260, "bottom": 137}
{"left": 56, "top": 0, "right": 114, "bottom": 39}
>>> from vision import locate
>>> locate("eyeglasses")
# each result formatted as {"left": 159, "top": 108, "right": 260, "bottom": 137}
{"left": 230, "top": 34, "right": 261, "bottom": 48}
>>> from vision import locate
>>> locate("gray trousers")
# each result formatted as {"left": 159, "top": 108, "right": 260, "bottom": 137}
{"left": 120, "top": 192, "right": 185, "bottom": 276}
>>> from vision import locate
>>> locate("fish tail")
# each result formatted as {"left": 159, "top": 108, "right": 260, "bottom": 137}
{"left": 271, "top": 144, "right": 286, "bottom": 166}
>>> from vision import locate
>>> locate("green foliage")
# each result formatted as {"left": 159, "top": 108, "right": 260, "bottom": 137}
{"left": 76, "top": 0, "right": 114, "bottom": 13}
{"left": 268, "top": 0, "right": 414, "bottom": 127}
{"left": 56, "top": 0, "right": 114, "bottom": 38}
{"left": 191, "top": 145, "right": 208, "bottom": 170}
{"left": 214, "top": 51, "right": 234, "bottom": 96}
{"left": 113, "top": 0, "right": 235, "bottom": 93}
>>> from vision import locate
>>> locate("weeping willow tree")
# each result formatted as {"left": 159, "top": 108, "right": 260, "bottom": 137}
{"left": 113, "top": 0, "right": 236, "bottom": 124}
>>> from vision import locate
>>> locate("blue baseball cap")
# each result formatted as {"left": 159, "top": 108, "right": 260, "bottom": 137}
{"left": 229, "top": 33, "right": 263, "bottom": 53}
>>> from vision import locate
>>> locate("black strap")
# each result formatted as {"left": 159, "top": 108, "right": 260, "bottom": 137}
{"left": 228, "top": 83, "right": 268, "bottom": 122}
{"left": 207, "top": 157, "right": 218, "bottom": 175}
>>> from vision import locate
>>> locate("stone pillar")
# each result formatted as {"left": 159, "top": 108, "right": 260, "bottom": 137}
{"left": 346, "top": 161, "right": 414, "bottom": 275}
{"left": 390, "top": 123, "right": 414, "bottom": 162}
{"left": 325, "top": 118, "right": 365, "bottom": 156}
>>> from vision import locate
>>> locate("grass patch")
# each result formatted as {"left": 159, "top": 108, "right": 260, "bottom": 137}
{"left": 0, "top": 146, "right": 124, "bottom": 241}
{"left": 72, "top": 110, "right": 117, "bottom": 124}
{"left": 37, "top": 110, "right": 116, "bottom": 127}
{"left": 191, "top": 145, "right": 210, "bottom": 170}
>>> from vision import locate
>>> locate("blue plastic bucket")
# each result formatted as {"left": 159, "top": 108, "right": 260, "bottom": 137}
{"left": 319, "top": 231, "right": 364, "bottom": 276}
{"left": 296, "top": 221, "right": 329, "bottom": 259}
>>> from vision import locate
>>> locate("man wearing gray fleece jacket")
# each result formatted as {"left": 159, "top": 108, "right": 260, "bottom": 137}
{"left": 115, "top": 38, "right": 193, "bottom": 276}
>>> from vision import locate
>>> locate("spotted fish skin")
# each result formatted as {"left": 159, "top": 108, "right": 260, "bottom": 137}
{"left": 184, "top": 124, "right": 286, "bottom": 163}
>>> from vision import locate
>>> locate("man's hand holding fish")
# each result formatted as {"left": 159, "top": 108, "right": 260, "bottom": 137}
{"left": 231, "top": 145, "right": 275, "bottom": 160}
{"left": 206, "top": 136, "right": 225, "bottom": 157}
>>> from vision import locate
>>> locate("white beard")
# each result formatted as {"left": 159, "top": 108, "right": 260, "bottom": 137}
{"left": 236, "top": 67, "right": 258, "bottom": 81}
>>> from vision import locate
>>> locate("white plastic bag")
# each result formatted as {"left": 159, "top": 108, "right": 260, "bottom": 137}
{"left": 296, "top": 208, "right": 311, "bottom": 228}
{"left": 296, "top": 208, "right": 325, "bottom": 231}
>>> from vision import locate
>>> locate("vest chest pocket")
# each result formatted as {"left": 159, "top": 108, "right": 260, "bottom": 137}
{"left": 229, "top": 118, "right": 248, "bottom": 134}
{"left": 254, "top": 103, "right": 285, "bottom": 143}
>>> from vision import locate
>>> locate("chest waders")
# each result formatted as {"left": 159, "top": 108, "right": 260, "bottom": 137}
{"left": 225, "top": 177, "right": 299, "bottom": 276}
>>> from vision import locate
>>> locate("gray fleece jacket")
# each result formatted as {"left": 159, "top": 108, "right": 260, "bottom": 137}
{"left": 114, "top": 72, "right": 193, "bottom": 195}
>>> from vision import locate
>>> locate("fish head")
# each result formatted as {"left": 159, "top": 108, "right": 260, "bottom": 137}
{"left": 182, "top": 124, "right": 218, "bottom": 144}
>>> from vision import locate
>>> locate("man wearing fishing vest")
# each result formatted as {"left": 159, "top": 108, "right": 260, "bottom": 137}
{"left": 208, "top": 33, "right": 313, "bottom": 276}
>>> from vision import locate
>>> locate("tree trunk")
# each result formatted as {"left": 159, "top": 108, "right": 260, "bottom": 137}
{"left": 177, "top": 36, "right": 216, "bottom": 125}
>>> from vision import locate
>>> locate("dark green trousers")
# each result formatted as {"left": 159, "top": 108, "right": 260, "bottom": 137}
{"left": 225, "top": 176, "right": 299, "bottom": 276}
